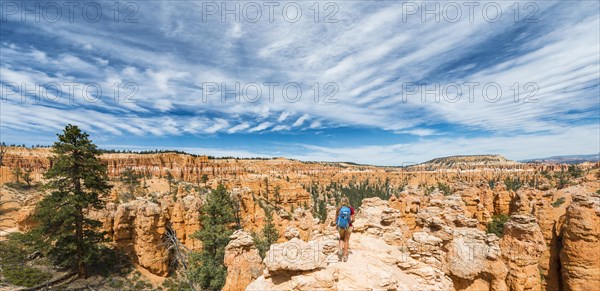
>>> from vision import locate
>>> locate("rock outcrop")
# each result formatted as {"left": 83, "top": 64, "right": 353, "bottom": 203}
{"left": 500, "top": 215, "right": 547, "bottom": 291}
{"left": 388, "top": 191, "right": 423, "bottom": 232}
{"left": 399, "top": 192, "right": 509, "bottom": 290}
{"left": 263, "top": 237, "right": 329, "bottom": 273}
{"left": 560, "top": 193, "right": 600, "bottom": 291}
{"left": 446, "top": 228, "right": 508, "bottom": 291}
{"left": 352, "top": 197, "right": 409, "bottom": 244}
{"left": 247, "top": 196, "right": 514, "bottom": 291}
{"left": 223, "top": 230, "right": 264, "bottom": 291}
{"left": 88, "top": 196, "right": 203, "bottom": 276}
{"left": 531, "top": 188, "right": 570, "bottom": 290}
{"left": 457, "top": 186, "right": 494, "bottom": 229}
{"left": 247, "top": 233, "right": 453, "bottom": 291}
{"left": 3, "top": 147, "right": 600, "bottom": 290}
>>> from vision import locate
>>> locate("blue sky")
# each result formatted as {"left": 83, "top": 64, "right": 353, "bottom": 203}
{"left": 1, "top": 1, "right": 599, "bottom": 165}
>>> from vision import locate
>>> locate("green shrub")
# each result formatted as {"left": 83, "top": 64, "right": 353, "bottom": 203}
{"left": 108, "top": 278, "right": 125, "bottom": 289}
{"left": 251, "top": 232, "right": 268, "bottom": 260}
{"left": 0, "top": 237, "right": 26, "bottom": 266}
{"left": 504, "top": 177, "right": 522, "bottom": 192}
{"left": 0, "top": 227, "right": 128, "bottom": 287}
{"left": 487, "top": 214, "right": 510, "bottom": 237}
{"left": 133, "top": 280, "right": 151, "bottom": 290}
{"left": 552, "top": 197, "right": 566, "bottom": 208}
{"left": 488, "top": 180, "right": 496, "bottom": 190}
{"left": 2, "top": 265, "right": 51, "bottom": 287}
{"left": 555, "top": 171, "right": 571, "bottom": 189}
{"left": 567, "top": 165, "right": 583, "bottom": 178}
{"left": 424, "top": 186, "right": 436, "bottom": 195}
{"left": 437, "top": 182, "right": 452, "bottom": 196}
{"left": 162, "top": 278, "right": 194, "bottom": 291}
{"left": 540, "top": 170, "right": 552, "bottom": 180}
{"left": 4, "top": 182, "right": 31, "bottom": 190}
{"left": 0, "top": 231, "right": 50, "bottom": 287}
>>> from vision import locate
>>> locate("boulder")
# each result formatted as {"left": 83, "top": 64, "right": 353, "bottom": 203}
{"left": 284, "top": 226, "right": 300, "bottom": 240}
{"left": 264, "top": 238, "right": 327, "bottom": 273}
{"left": 447, "top": 228, "right": 507, "bottom": 291}
{"left": 223, "top": 230, "right": 264, "bottom": 291}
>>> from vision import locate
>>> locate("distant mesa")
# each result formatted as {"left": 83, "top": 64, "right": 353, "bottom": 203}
{"left": 414, "top": 154, "right": 518, "bottom": 168}
{"left": 521, "top": 154, "right": 600, "bottom": 164}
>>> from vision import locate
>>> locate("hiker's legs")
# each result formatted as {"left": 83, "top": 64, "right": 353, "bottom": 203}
{"left": 343, "top": 227, "right": 352, "bottom": 257}
{"left": 338, "top": 228, "right": 345, "bottom": 254}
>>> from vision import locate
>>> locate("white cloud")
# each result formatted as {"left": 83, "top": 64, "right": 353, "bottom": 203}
{"left": 1, "top": 1, "right": 597, "bottom": 164}
{"left": 272, "top": 125, "right": 290, "bottom": 131}
{"left": 309, "top": 120, "right": 321, "bottom": 129}
{"left": 278, "top": 111, "right": 290, "bottom": 122}
{"left": 396, "top": 129, "right": 438, "bottom": 137}
{"left": 93, "top": 57, "right": 109, "bottom": 66}
{"left": 289, "top": 125, "right": 600, "bottom": 165}
{"left": 204, "top": 119, "right": 229, "bottom": 133}
{"left": 228, "top": 23, "right": 243, "bottom": 39}
{"left": 227, "top": 122, "right": 251, "bottom": 133}
{"left": 292, "top": 114, "right": 309, "bottom": 127}
{"left": 248, "top": 122, "right": 271, "bottom": 132}
{"left": 154, "top": 99, "right": 173, "bottom": 112}
{"left": 31, "top": 49, "right": 48, "bottom": 63}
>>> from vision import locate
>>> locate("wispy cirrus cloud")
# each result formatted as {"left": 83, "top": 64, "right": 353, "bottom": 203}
{"left": 0, "top": 0, "right": 598, "bottom": 164}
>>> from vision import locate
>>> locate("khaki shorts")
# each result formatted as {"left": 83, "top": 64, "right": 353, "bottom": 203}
{"left": 338, "top": 226, "right": 353, "bottom": 240}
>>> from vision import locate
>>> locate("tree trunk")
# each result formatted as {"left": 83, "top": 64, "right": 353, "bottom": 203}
{"left": 74, "top": 157, "right": 85, "bottom": 279}
{"left": 76, "top": 210, "right": 85, "bottom": 278}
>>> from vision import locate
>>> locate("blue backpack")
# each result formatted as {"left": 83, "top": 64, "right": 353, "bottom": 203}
{"left": 337, "top": 206, "right": 352, "bottom": 229}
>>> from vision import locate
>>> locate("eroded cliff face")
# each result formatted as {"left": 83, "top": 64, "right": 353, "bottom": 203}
{"left": 88, "top": 196, "right": 203, "bottom": 276}
{"left": 2, "top": 147, "right": 600, "bottom": 290}
{"left": 245, "top": 181, "right": 600, "bottom": 291}
{"left": 531, "top": 186, "right": 571, "bottom": 290}
{"left": 560, "top": 193, "right": 600, "bottom": 291}
{"left": 244, "top": 195, "right": 506, "bottom": 290}
{"left": 500, "top": 215, "right": 547, "bottom": 291}
{"left": 397, "top": 193, "right": 509, "bottom": 290}
{"left": 247, "top": 196, "right": 509, "bottom": 291}
{"left": 86, "top": 194, "right": 316, "bottom": 277}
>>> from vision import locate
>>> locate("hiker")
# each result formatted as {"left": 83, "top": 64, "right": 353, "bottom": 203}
{"left": 336, "top": 197, "right": 355, "bottom": 262}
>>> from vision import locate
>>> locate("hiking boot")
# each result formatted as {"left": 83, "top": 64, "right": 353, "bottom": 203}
{"left": 337, "top": 249, "right": 343, "bottom": 257}
{"left": 342, "top": 256, "right": 348, "bottom": 262}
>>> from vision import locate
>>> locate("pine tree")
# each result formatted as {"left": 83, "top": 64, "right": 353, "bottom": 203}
{"left": 200, "top": 174, "right": 209, "bottom": 188}
{"left": 120, "top": 167, "right": 141, "bottom": 202}
{"left": 165, "top": 170, "right": 175, "bottom": 195}
{"left": 253, "top": 207, "right": 279, "bottom": 259}
{"left": 12, "top": 166, "right": 22, "bottom": 183}
{"left": 0, "top": 142, "right": 7, "bottom": 167}
{"left": 262, "top": 208, "right": 278, "bottom": 247}
{"left": 33, "top": 124, "right": 111, "bottom": 278}
{"left": 274, "top": 185, "right": 281, "bottom": 203}
{"left": 188, "top": 184, "right": 235, "bottom": 290}
{"left": 317, "top": 199, "right": 327, "bottom": 223}
{"left": 264, "top": 177, "right": 269, "bottom": 202}
{"left": 23, "top": 168, "right": 33, "bottom": 187}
